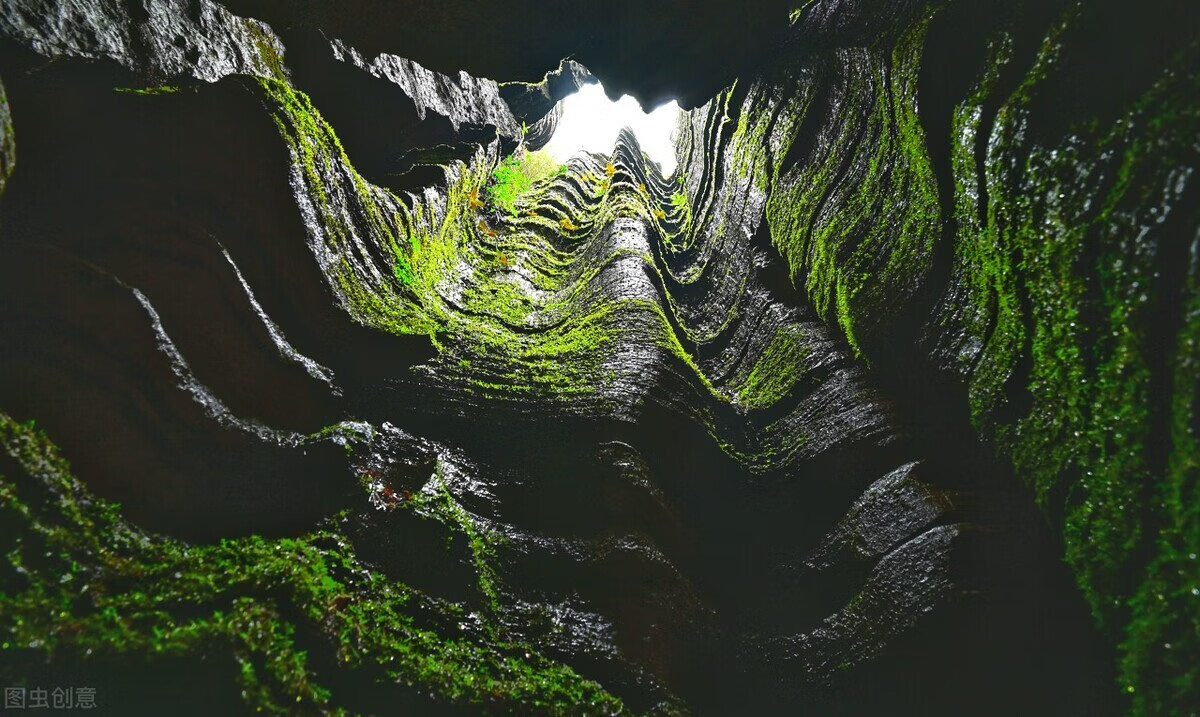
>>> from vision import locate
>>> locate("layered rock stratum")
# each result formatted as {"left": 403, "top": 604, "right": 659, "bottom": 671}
{"left": 0, "top": 1, "right": 1195, "bottom": 714}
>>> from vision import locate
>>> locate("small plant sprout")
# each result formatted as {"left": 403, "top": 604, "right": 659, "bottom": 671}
{"left": 487, "top": 154, "right": 530, "bottom": 216}
{"left": 638, "top": 183, "right": 647, "bottom": 195}
{"left": 605, "top": 162, "right": 616, "bottom": 177}
{"left": 671, "top": 192, "right": 687, "bottom": 208}
{"left": 469, "top": 187, "right": 485, "bottom": 209}
{"left": 487, "top": 150, "right": 561, "bottom": 215}
{"left": 654, "top": 208, "right": 666, "bottom": 219}
{"left": 498, "top": 253, "right": 510, "bottom": 267}
{"left": 560, "top": 218, "right": 579, "bottom": 231}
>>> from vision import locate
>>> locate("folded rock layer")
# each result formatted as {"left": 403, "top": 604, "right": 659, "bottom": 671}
{"left": 0, "top": 0, "right": 1194, "bottom": 714}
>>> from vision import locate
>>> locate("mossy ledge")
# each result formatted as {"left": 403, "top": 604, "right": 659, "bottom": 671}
{"left": 0, "top": 413, "right": 626, "bottom": 714}
{"left": 709, "top": 0, "right": 1200, "bottom": 711}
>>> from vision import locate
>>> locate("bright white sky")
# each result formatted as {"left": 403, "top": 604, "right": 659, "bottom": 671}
{"left": 541, "top": 83, "right": 680, "bottom": 176}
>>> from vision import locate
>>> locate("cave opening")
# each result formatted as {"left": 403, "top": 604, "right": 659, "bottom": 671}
{"left": 540, "top": 80, "right": 682, "bottom": 176}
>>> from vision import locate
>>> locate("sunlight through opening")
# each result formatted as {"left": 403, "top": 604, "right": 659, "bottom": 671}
{"left": 541, "top": 82, "right": 681, "bottom": 177}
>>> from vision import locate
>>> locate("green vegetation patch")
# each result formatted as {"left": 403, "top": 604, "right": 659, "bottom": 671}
{"left": 710, "top": 4, "right": 1200, "bottom": 711}
{"left": 0, "top": 412, "right": 625, "bottom": 714}
{"left": 761, "top": 18, "right": 939, "bottom": 358}
{"left": 487, "top": 150, "right": 567, "bottom": 216}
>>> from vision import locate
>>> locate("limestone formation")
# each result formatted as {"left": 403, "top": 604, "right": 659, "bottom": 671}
{"left": 0, "top": 0, "right": 1194, "bottom": 714}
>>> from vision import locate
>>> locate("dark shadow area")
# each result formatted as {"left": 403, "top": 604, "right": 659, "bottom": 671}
{"left": 220, "top": 0, "right": 793, "bottom": 110}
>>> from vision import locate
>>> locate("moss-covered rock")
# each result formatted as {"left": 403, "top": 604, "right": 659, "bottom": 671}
{"left": 711, "top": 0, "right": 1200, "bottom": 711}
{"left": 0, "top": 412, "right": 627, "bottom": 714}
{"left": 2, "top": 0, "right": 1193, "bottom": 713}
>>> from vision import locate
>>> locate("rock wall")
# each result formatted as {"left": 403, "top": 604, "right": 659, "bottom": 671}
{"left": 708, "top": 0, "right": 1199, "bottom": 712}
{"left": 0, "top": 0, "right": 1194, "bottom": 714}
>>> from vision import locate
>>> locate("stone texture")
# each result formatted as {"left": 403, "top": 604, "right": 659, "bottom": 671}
{"left": 0, "top": 0, "right": 1192, "bottom": 713}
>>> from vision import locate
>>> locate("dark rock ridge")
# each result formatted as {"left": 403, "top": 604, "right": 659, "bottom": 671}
{"left": 215, "top": 0, "right": 793, "bottom": 110}
{"left": 0, "top": 0, "right": 1193, "bottom": 715}
{"left": 707, "top": 1, "right": 1199, "bottom": 713}
{"left": 499, "top": 58, "right": 596, "bottom": 128}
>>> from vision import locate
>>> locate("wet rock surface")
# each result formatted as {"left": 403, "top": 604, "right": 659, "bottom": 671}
{"left": 0, "top": 0, "right": 1193, "bottom": 715}
{"left": 726, "top": 0, "right": 1200, "bottom": 712}
{"left": 215, "top": 0, "right": 792, "bottom": 109}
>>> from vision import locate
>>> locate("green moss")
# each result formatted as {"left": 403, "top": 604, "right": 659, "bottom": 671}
{"left": 251, "top": 76, "right": 670, "bottom": 406}
{"left": 1118, "top": 271, "right": 1200, "bottom": 715}
{"left": 788, "top": 0, "right": 819, "bottom": 25}
{"left": 952, "top": 24, "right": 1200, "bottom": 676}
{"left": 734, "top": 325, "right": 809, "bottom": 410}
{"left": 253, "top": 74, "right": 438, "bottom": 336}
{"left": 487, "top": 153, "right": 531, "bottom": 216}
{"left": 232, "top": 28, "right": 1200, "bottom": 711}
{"left": 430, "top": 465, "right": 501, "bottom": 611}
{"left": 245, "top": 20, "right": 288, "bottom": 82}
{"left": 0, "top": 73, "right": 14, "bottom": 197}
{"left": 711, "top": 5, "right": 1199, "bottom": 710}
{"left": 486, "top": 150, "right": 568, "bottom": 217}
{"left": 727, "top": 85, "right": 780, "bottom": 193}
{"left": 768, "top": 4, "right": 1196, "bottom": 708}
{"left": 0, "top": 412, "right": 626, "bottom": 714}
{"left": 963, "top": 12, "right": 1077, "bottom": 434}
{"left": 113, "top": 85, "right": 182, "bottom": 95}
{"left": 923, "top": 31, "right": 1013, "bottom": 379}
{"left": 761, "top": 17, "right": 939, "bottom": 358}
